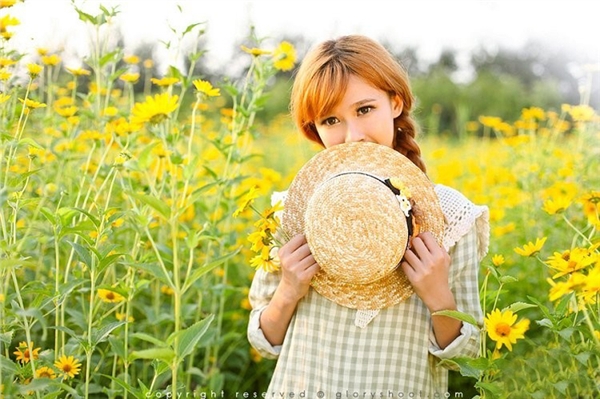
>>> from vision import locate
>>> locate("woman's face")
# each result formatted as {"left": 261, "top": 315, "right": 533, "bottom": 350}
{"left": 314, "top": 74, "right": 403, "bottom": 149}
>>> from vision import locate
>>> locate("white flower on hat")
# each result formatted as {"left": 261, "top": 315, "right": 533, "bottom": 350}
{"left": 397, "top": 194, "right": 412, "bottom": 218}
{"left": 388, "top": 177, "right": 413, "bottom": 217}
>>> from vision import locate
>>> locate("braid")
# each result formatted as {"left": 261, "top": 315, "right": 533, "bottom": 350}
{"left": 394, "top": 113, "right": 427, "bottom": 174}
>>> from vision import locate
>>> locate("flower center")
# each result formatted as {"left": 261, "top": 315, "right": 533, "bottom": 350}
{"left": 63, "top": 364, "right": 72, "bottom": 373}
{"left": 149, "top": 113, "right": 167, "bottom": 124}
{"left": 106, "top": 292, "right": 115, "bottom": 300}
{"left": 495, "top": 323, "right": 511, "bottom": 337}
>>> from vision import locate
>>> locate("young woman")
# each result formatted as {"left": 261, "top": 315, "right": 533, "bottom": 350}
{"left": 248, "top": 35, "right": 489, "bottom": 397}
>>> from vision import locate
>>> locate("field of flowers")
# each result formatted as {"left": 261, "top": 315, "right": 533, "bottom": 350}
{"left": 1, "top": 2, "right": 599, "bottom": 398}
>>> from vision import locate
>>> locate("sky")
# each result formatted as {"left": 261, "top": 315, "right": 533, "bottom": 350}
{"left": 7, "top": 0, "right": 600, "bottom": 75}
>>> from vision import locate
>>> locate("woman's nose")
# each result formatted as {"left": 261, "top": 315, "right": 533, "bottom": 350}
{"left": 345, "top": 123, "right": 365, "bottom": 143}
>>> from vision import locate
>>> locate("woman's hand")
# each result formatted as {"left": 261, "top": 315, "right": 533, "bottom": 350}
{"left": 259, "top": 234, "right": 319, "bottom": 346}
{"left": 277, "top": 234, "right": 320, "bottom": 303}
{"left": 401, "top": 232, "right": 461, "bottom": 349}
{"left": 400, "top": 232, "right": 453, "bottom": 312}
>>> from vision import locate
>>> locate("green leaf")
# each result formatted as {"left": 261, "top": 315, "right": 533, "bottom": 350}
{"left": 536, "top": 318, "right": 554, "bottom": 328}
{"left": 52, "top": 325, "right": 86, "bottom": 345}
{"left": 18, "top": 137, "right": 44, "bottom": 148}
{"left": 0, "top": 258, "right": 37, "bottom": 271}
{"left": 126, "top": 191, "right": 171, "bottom": 219}
{"left": 557, "top": 327, "right": 575, "bottom": 341}
{"left": 475, "top": 381, "right": 504, "bottom": 396}
{"left": 0, "top": 354, "right": 18, "bottom": 373}
{"left": 137, "top": 141, "right": 161, "bottom": 169}
{"left": 575, "top": 351, "right": 591, "bottom": 365}
{"left": 182, "top": 248, "right": 240, "bottom": 293}
{"left": 169, "top": 314, "right": 215, "bottom": 359}
{"left": 130, "top": 347, "right": 175, "bottom": 363}
{"left": 431, "top": 309, "right": 479, "bottom": 328}
{"left": 91, "top": 321, "right": 126, "bottom": 346}
{"left": 40, "top": 207, "right": 60, "bottom": 226}
{"left": 101, "top": 375, "right": 142, "bottom": 398}
{"left": 439, "top": 356, "right": 489, "bottom": 379}
{"left": 109, "top": 67, "right": 128, "bottom": 82}
{"left": 0, "top": 331, "right": 14, "bottom": 345}
{"left": 505, "top": 301, "right": 536, "bottom": 313}
{"left": 131, "top": 332, "right": 168, "bottom": 348}
{"left": 526, "top": 295, "right": 553, "bottom": 320}
{"left": 47, "top": 381, "right": 83, "bottom": 398}
{"left": 499, "top": 275, "right": 518, "bottom": 284}
{"left": 98, "top": 252, "right": 123, "bottom": 272}
{"left": 99, "top": 49, "right": 122, "bottom": 68}
{"left": 553, "top": 381, "right": 569, "bottom": 395}
{"left": 554, "top": 292, "right": 573, "bottom": 316}
{"left": 108, "top": 336, "right": 126, "bottom": 359}
{"left": 18, "top": 377, "right": 51, "bottom": 394}
{"left": 168, "top": 65, "right": 183, "bottom": 81}
{"left": 66, "top": 240, "right": 94, "bottom": 267}
{"left": 183, "top": 22, "right": 203, "bottom": 35}
{"left": 66, "top": 207, "right": 101, "bottom": 229}
{"left": 126, "top": 261, "right": 172, "bottom": 286}
{"left": 8, "top": 168, "right": 42, "bottom": 187}
{"left": 75, "top": 8, "right": 97, "bottom": 24}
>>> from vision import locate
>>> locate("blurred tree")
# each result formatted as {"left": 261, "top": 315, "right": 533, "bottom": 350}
{"left": 433, "top": 48, "right": 459, "bottom": 74}
{"left": 471, "top": 40, "right": 598, "bottom": 108}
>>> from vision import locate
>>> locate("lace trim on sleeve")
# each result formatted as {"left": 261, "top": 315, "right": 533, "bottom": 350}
{"left": 434, "top": 184, "right": 490, "bottom": 261}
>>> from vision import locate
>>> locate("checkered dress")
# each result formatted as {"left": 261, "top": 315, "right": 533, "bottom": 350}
{"left": 248, "top": 185, "right": 488, "bottom": 398}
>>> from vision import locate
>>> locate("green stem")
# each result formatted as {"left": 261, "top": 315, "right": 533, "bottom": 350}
{"left": 562, "top": 213, "right": 594, "bottom": 246}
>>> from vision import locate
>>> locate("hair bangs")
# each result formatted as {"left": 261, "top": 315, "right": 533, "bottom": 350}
{"left": 304, "top": 60, "right": 350, "bottom": 123}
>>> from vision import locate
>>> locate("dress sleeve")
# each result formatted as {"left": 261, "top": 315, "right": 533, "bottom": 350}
{"left": 429, "top": 226, "right": 483, "bottom": 360}
{"left": 429, "top": 184, "right": 488, "bottom": 361}
{"left": 247, "top": 268, "right": 283, "bottom": 358}
{"left": 246, "top": 191, "right": 288, "bottom": 359}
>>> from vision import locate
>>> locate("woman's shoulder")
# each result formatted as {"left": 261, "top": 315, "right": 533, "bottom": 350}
{"left": 434, "top": 184, "right": 490, "bottom": 260}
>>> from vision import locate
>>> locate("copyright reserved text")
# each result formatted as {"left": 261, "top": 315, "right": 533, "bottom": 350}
{"left": 146, "top": 390, "right": 464, "bottom": 398}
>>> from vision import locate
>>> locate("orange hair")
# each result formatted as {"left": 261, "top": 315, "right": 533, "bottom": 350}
{"left": 290, "top": 35, "right": 426, "bottom": 172}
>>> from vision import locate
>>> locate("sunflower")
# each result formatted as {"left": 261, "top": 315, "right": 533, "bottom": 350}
{"left": 119, "top": 72, "right": 140, "bottom": 84}
{"left": 542, "top": 196, "right": 572, "bottom": 215}
{"left": 98, "top": 288, "right": 125, "bottom": 303}
{"left": 0, "top": 0, "right": 18, "bottom": 8}
{"left": 36, "top": 366, "right": 57, "bottom": 379}
{"left": 18, "top": 98, "right": 46, "bottom": 109}
{"left": 151, "top": 77, "right": 179, "bottom": 87}
{"left": 249, "top": 250, "right": 280, "bottom": 273}
{"left": 54, "top": 355, "right": 81, "bottom": 379}
{"left": 192, "top": 79, "right": 220, "bottom": 97}
{"left": 546, "top": 247, "right": 597, "bottom": 279}
{"left": 491, "top": 254, "right": 505, "bottom": 267}
{"left": 272, "top": 41, "right": 296, "bottom": 71}
{"left": 131, "top": 92, "right": 178, "bottom": 125}
{"left": 13, "top": 341, "right": 41, "bottom": 364}
{"left": 484, "top": 309, "right": 530, "bottom": 351}
{"left": 514, "top": 237, "right": 547, "bottom": 257}
{"left": 232, "top": 186, "right": 260, "bottom": 218}
{"left": 26, "top": 63, "right": 43, "bottom": 78}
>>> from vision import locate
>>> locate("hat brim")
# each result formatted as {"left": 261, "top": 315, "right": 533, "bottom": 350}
{"left": 282, "top": 142, "right": 446, "bottom": 310}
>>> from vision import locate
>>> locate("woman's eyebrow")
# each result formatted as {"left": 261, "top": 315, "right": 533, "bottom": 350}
{"left": 352, "top": 98, "right": 377, "bottom": 107}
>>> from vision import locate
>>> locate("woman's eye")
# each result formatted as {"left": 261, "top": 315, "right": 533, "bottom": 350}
{"left": 321, "top": 116, "right": 339, "bottom": 126}
{"left": 357, "top": 106, "right": 373, "bottom": 116}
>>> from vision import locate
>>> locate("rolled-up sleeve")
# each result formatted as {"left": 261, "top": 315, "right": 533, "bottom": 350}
{"left": 247, "top": 265, "right": 284, "bottom": 359}
{"left": 429, "top": 225, "right": 483, "bottom": 360}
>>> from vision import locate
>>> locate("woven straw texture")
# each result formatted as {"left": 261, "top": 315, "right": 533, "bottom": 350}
{"left": 282, "top": 142, "right": 446, "bottom": 310}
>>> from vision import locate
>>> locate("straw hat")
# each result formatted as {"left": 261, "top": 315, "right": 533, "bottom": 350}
{"left": 281, "top": 142, "right": 446, "bottom": 310}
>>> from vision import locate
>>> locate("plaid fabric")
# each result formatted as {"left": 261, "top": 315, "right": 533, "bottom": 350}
{"left": 248, "top": 189, "right": 485, "bottom": 398}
